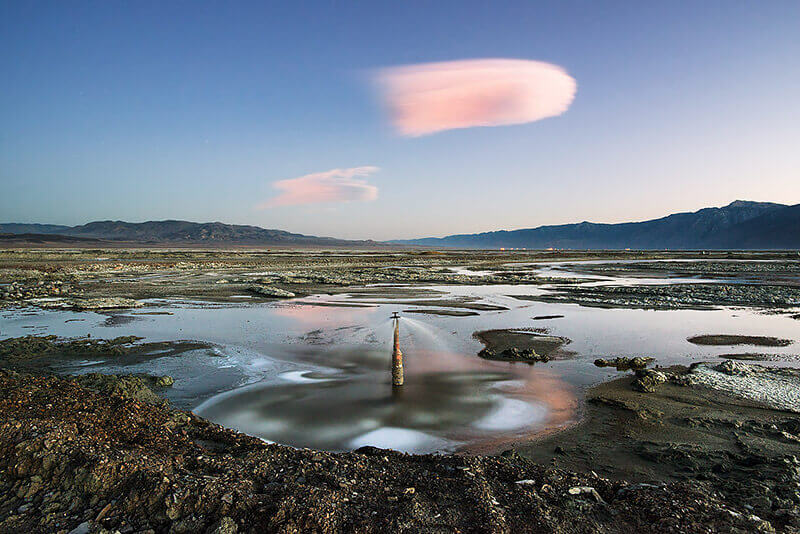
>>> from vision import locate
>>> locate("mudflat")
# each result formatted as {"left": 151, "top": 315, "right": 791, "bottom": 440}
{"left": 687, "top": 334, "right": 794, "bottom": 347}
{"left": 518, "top": 365, "right": 800, "bottom": 530}
{"left": 1, "top": 248, "right": 800, "bottom": 532}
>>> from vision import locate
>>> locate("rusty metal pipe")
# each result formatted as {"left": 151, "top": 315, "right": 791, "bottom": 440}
{"left": 391, "top": 316, "right": 404, "bottom": 387}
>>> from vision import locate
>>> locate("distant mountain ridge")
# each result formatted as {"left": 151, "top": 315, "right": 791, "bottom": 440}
{"left": 3, "top": 201, "right": 799, "bottom": 249}
{"left": 391, "top": 201, "right": 800, "bottom": 249}
{"left": 718, "top": 203, "right": 800, "bottom": 249}
{"left": 0, "top": 220, "right": 377, "bottom": 247}
{"left": 0, "top": 233, "right": 104, "bottom": 245}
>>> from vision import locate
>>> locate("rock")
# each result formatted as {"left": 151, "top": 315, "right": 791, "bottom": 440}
{"left": 68, "top": 522, "right": 91, "bottom": 534}
{"left": 0, "top": 366, "right": 783, "bottom": 534}
{"left": 95, "top": 502, "right": 113, "bottom": 521}
{"left": 478, "top": 347, "right": 550, "bottom": 363}
{"left": 567, "top": 486, "right": 605, "bottom": 503}
{"left": 616, "top": 482, "right": 665, "bottom": 495}
{"left": 629, "top": 356, "right": 653, "bottom": 369}
{"left": 31, "top": 297, "right": 142, "bottom": 310}
{"left": 633, "top": 369, "right": 667, "bottom": 393}
{"left": 248, "top": 285, "right": 295, "bottom": 298}
{"left": 747, "top": 495, "right": 772, "bottom": 514}
{"left": 716, "top": 359, "right": 754, "bottom": 376}
{"left": 155, "top": 375, "right": 174, "bottom": 387}
{"left": 74, "top": 374, "right": 162, "bottom": 404}
{"left": 210, "top": 517, "right": 238, "bottom": 534}
{"left": 594, "top": 356, "right": 654, "bottom": 370}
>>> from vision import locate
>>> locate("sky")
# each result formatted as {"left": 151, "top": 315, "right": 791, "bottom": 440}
{"left": 1, "top": 1, "right": 799, "bottom": 240}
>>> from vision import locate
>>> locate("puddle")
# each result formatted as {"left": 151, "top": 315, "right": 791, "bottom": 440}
{"left": 1, "top": 263, "right": 799, "bottom": 453}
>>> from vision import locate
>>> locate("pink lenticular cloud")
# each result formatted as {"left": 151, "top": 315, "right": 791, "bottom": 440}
{"left": 376, "top": 58, "right": 577, "bottom": 136}
{"left": 259, "top": 166, "right": 379, "bottom": 208}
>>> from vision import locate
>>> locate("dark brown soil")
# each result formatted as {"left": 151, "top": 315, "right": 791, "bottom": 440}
{"left": 0, "top": 370, "right": 778, "bottom": 533}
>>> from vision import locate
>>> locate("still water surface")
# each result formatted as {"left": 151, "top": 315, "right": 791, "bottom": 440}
{"left": 1, "top": 264, "right": 798, "bottom": 453}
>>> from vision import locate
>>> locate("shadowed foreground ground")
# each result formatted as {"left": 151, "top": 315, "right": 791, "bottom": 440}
{"left": 0, "top": 370, "right": 774, "bottom": 534}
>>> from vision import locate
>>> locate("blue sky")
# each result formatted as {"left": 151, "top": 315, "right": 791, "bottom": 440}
{"left": 2, "top": 1, "right": 799, "bottom": 239}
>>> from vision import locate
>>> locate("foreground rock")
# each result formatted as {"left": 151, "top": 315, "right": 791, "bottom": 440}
{"left": 632, "top": 369, "right": 668, "bottom": 393}
{"left": 0, "top": 371, "right": 774, "bottom": 533}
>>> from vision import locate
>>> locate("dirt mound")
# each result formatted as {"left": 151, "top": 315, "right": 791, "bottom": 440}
{"left": 474, "top": 329, "right": 571, "bottom": 363}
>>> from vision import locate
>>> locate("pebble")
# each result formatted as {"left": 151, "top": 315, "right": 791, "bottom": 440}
{"left": 568, "top": 486, "right": 605, "bottom": 503}
{"left": 68, "top": 522, "right": 91, "bottom": 534}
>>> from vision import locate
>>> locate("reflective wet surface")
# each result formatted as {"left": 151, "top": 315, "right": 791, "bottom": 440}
{"left": 1, "top": 262, "right": 798, "bottom": 453}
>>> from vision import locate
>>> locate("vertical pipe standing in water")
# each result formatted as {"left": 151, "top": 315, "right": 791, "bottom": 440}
{"left": 392, "top": 316, "right": 404, "bottom": 386}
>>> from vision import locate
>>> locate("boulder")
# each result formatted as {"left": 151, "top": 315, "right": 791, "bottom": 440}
{"left": 633, "top": 369, "right": 667, "bottom": 393}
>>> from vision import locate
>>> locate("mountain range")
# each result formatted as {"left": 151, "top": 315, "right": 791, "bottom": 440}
{"left": 1, "top": 200, "right": 798, "bottom": 249}
{"left": 391, "top": 201, "right": 800, "bottom": 249}
{"left": 0, "top": 220, "right": 377, "bottom": 247}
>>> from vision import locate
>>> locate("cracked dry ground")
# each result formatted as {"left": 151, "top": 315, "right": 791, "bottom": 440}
{"left": 0, "top": 371, "right": 775, "bottom": 534}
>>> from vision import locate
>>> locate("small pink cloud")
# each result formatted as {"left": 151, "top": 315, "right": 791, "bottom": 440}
{"left": 258, "top": 166, "right": 379, "bottom": 208}
{"left": 376, "top": 58, "right": 577, "bottom": 136}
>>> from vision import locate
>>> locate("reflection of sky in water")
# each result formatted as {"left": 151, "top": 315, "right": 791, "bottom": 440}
{"left": 194, "top": 364, "right": 556, "bottom": 453}
{"left": 1, "top": 263, "right": 799, "bottom": 453}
